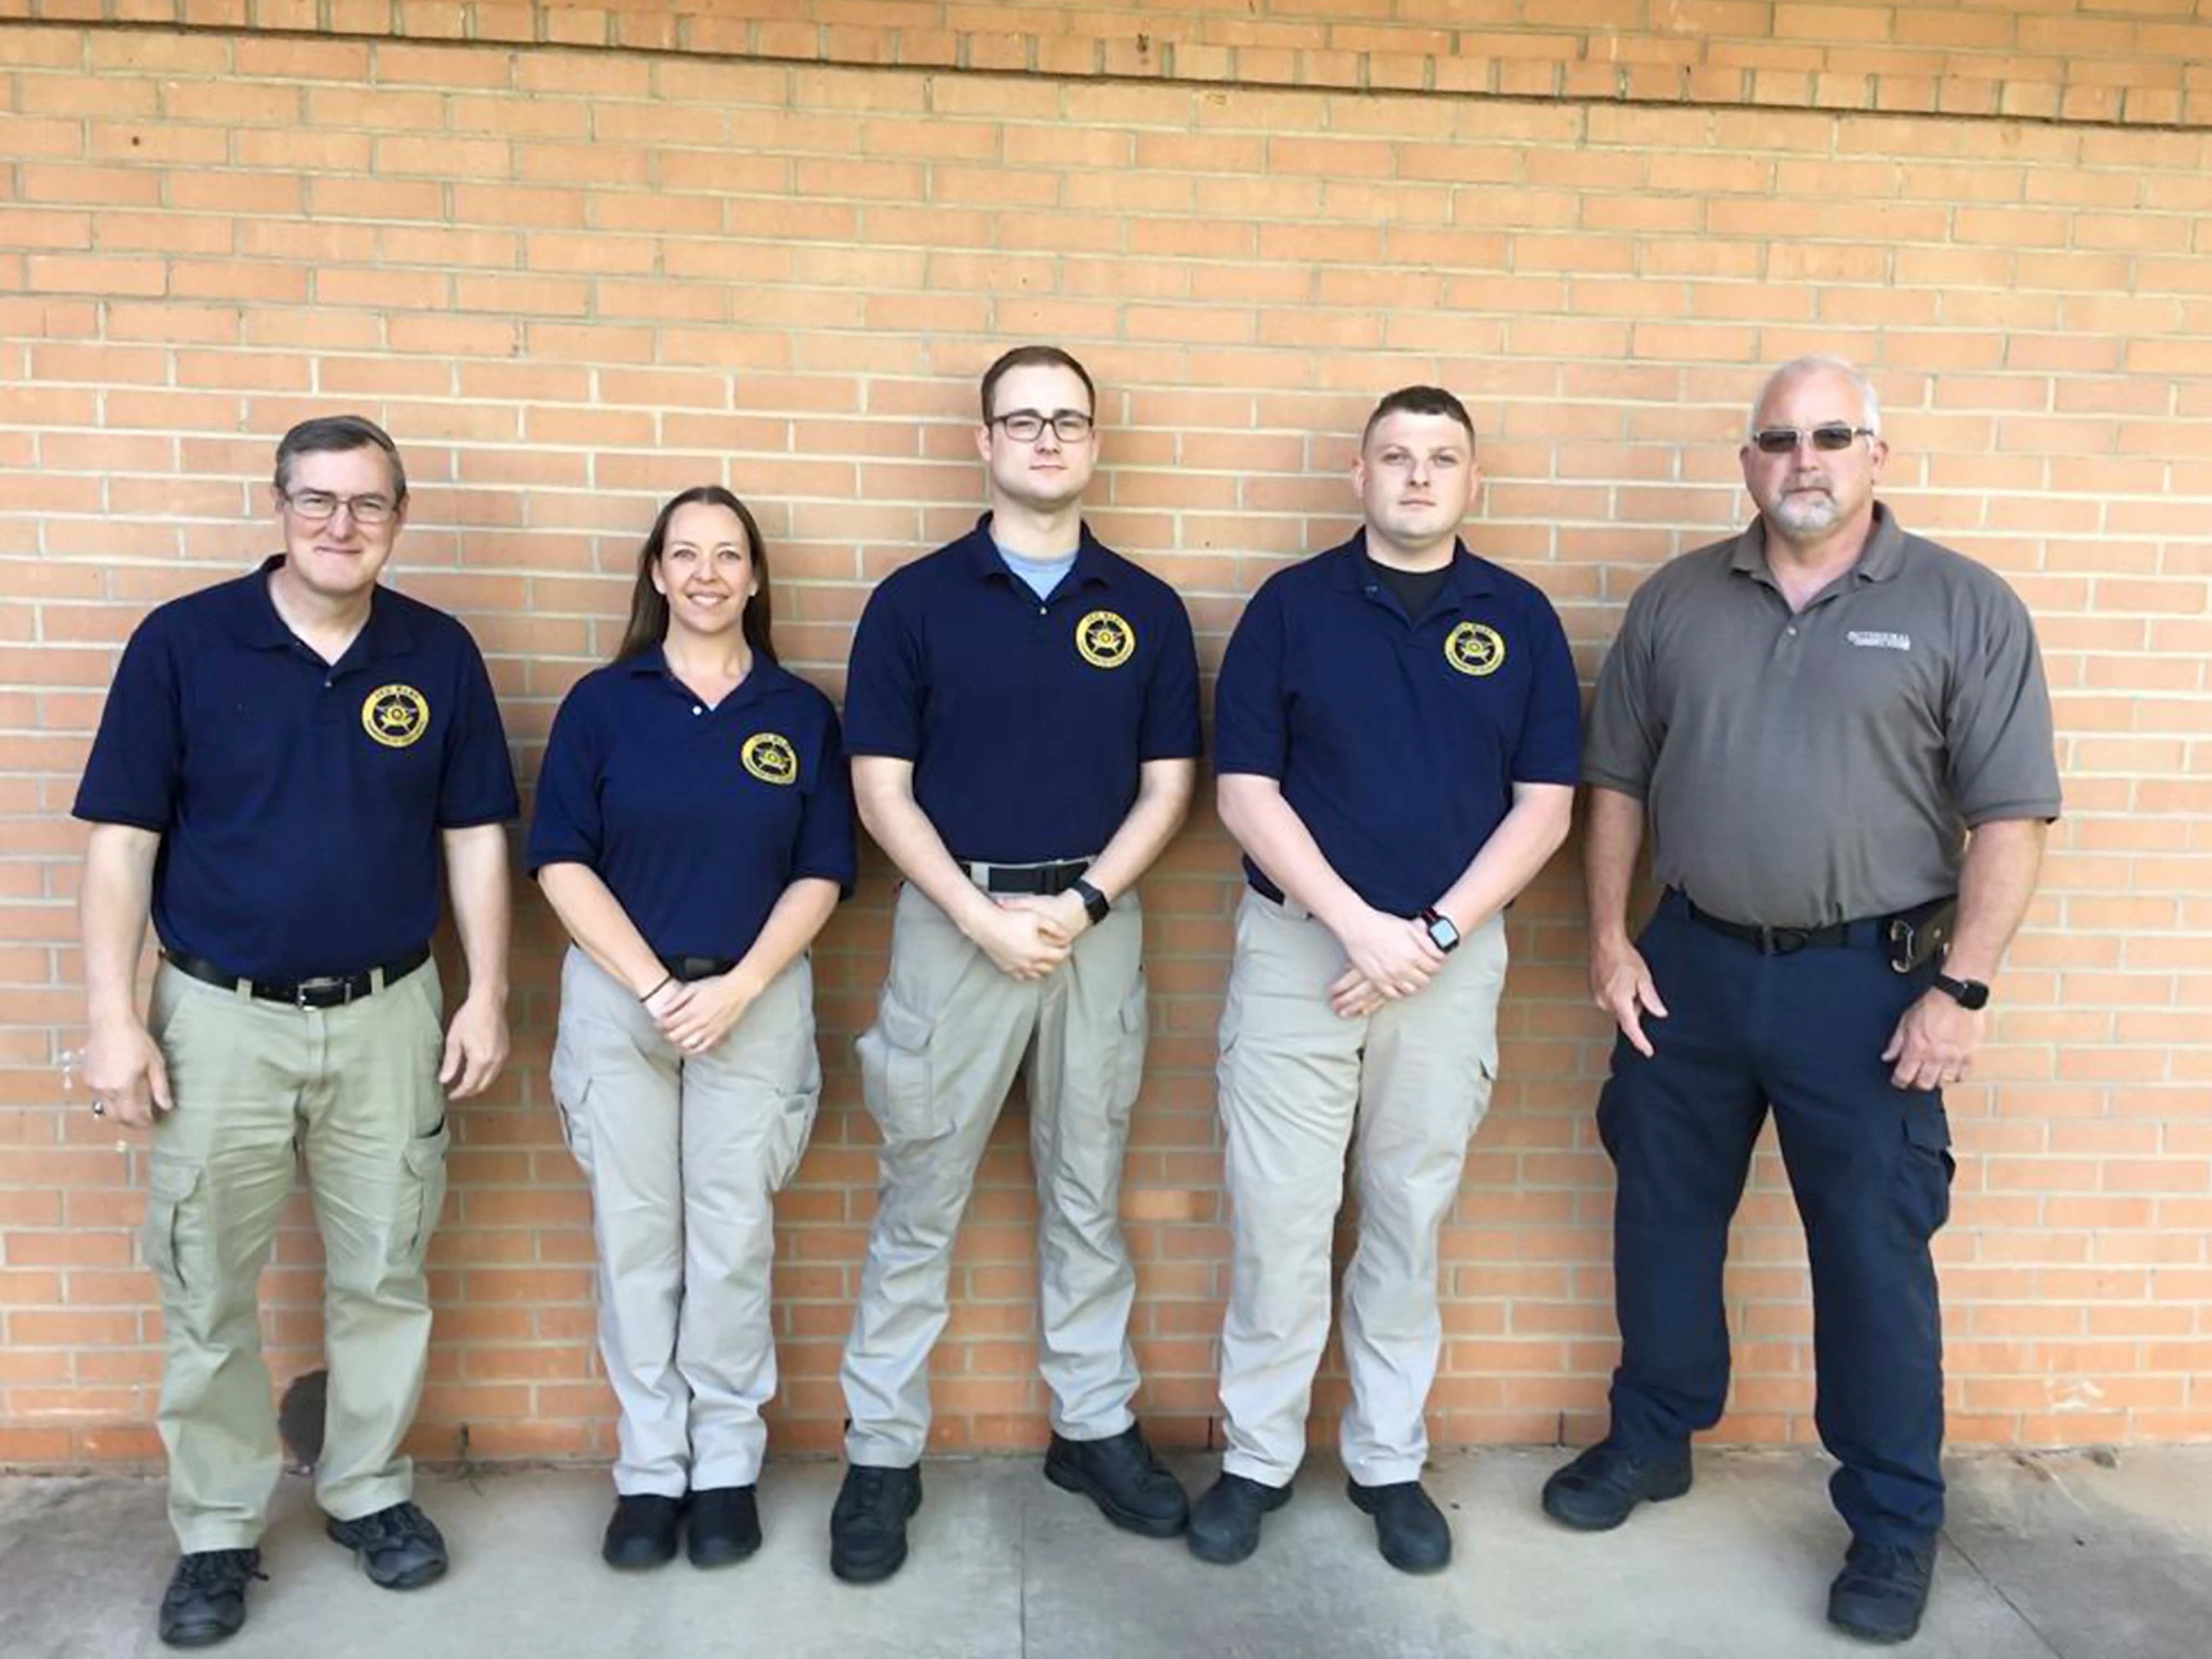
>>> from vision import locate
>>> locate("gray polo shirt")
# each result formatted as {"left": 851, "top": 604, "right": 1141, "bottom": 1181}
{"left": 1584, "top": 504, "right": 2062, "bottom": 928}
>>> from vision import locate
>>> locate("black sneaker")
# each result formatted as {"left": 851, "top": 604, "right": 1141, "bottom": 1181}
{"left": 829, "top": 1464, "right": 922, "bottom": 1585}
{"left": 157, "top": 1549, "right": 264, "bottom": 1648}
{"left": 1540, "top": 1441, "right": 1693, "bottom": 1532}
{"left": 1828, "top": 1540, "right": 1937, "bottom": 1644}
{"left": 1185, "top": 1471, "right": 1292, "bottom": 1566}
{"left": 1044, "top": 1423, "right": 1190, "bottom": 1537}
{"left": 601, "top": 1494, "right": 681, "bottom": 1571}
{"left": 1346, "top": 1479, "right": 1452, "bottom": 1574}
{"left": 324, "top": 1499, "right": 449, "bottom": 1590}
{"left": 685, "top": 1485, "right": 761, "bottom": 1569}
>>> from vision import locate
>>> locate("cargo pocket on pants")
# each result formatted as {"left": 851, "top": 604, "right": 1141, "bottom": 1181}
{"left": 550, "top": 1047, "right": 595, "bottom": 1175}
{"left": 143, "top": 1159, "right": 205, "bottom": 1296}
{"left": 1109, "top": 978, "right": 1150, "bottom": 1127}
{"left": 856, "top": 989, "right": 935, "bottom": 1141}
{"left": 395, "top": 1120, "right": 451, "bottom": 1263}
{"left": 1896, "top": 1108, "right": 1955, "bottom": 1245}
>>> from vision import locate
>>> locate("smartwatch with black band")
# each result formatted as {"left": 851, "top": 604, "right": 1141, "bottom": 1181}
{"left": 1420, "top": 906, "right": 1461, "bottom": 955}
{"left": 1071, "top": 877, "right": 1112, "bottom": 927}
{"left": 1931, "top": 970, "right": 1990, "bottom": 1011}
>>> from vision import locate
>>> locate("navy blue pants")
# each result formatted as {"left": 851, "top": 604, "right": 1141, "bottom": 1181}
{"left": 1599, "top": 889, "right": 1955, "bottom": 1548}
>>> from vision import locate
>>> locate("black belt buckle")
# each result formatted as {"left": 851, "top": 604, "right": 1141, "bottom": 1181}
{"left": 293, "top": 975, "right": 355, "bottom": 1009}
{"left": 1757, "top": 924, "right": 1811, "bottom": 957}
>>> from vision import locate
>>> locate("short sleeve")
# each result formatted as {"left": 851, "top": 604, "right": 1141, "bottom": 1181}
{"left": 1581, "top": 584, "right": 1663, "bottom": 799}
{"left": 525, "top": 681, "right": 604, "bottom": 874}
{"left": 841, "top": 583, "right": 924, "bottom": 761}
{"left": 437, "top": 629, "right": 521, "bottom": 828}
{"left": 1945, "top": 587, "right": 2063, "bottom": 825}
{"left": 1212, "top": 578, "right": 1289, "bottom": 779}
{"left": 1138, "top": 591, "right": 1204, "bottom": 762}
{"left": 73, "top": 618, "right": 184, "bottom": 831}
{"left": 791, "top": 702, "right": 858, "bottom": 896}
{"left": 1511, "top": 596, "right": 1583, "bottom": 786}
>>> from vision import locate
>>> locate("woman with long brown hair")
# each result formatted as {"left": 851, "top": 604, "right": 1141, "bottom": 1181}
{"left": 529, "top": 485, "right": 854, "bottom": 1570}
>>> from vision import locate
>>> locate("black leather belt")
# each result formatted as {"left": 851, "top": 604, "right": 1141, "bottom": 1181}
{"left": 955, "top": 857, "right": 1092, "bottom": 896}
{"left": 1681, "top": 892, "right": 1952, "bottom": 961}
{"left": 164, "top": 944, "right": 431, "bottom": 1008}
{"left": 657, "top": 954, "right": 739, "bottom": 983}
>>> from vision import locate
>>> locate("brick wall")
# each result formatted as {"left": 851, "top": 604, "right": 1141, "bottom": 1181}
{"left": 2, "top": 5, "right": 2209, "bottom": 1468}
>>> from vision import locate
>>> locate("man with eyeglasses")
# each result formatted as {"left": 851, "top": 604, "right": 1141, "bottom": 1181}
{"left": 1542, "top": 357, "right": 2060, "bottom": 1644}
{"left": 830, "top": 345, "right": 1202, "bottom": 1582}
{"left": 75, "top": 415, "right": 518, "bottom": 1647}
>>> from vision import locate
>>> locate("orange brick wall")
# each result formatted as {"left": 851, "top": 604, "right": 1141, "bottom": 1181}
{"left": 2, "top": 8, "right": 2209, "bottom": 1468}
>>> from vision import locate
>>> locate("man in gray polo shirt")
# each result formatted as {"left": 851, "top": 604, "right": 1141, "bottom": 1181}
{"left": 1541, "top": 356, "right": 2060, "bottom": 1646}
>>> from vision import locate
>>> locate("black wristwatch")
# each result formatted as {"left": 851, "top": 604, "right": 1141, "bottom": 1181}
{"left": 1931, "top": 971, "right": 1990, "bottom": 1011}
{"left": 1420, "top": 906, "right": 1461, "bottom": 954}
{"left": 1071, "top": 878, "right": 1112, "bottom": 927}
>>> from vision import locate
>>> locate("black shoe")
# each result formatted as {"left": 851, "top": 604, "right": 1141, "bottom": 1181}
{"left": 830, "top": 1464, "right": 923, "bottom": 1585}
{"left": 685, "top": 1485, "right": 761, "bottom": 1568}
{"left": 157, "top": 1549, "right": 264, "bottom": 1648}
{"left": 1540, "top": 1441, "right": 1693, "bottom": 1532}
{"left": 324, "top": 1500, "right": 448, "bottom": 1590}
{"left": 1828, "top": 1540, "right": 1937, "bottom": 1644}
{"left": 1186, "top": 1471, "right": 1292, "bottom": 1566}
{"left": 1044, "top": 1423, "right": 1190, "bottom": 1538}
{"left": 1346, "top": 1479, "right": 1452, "bottom": 1574}
{"left": 601, "top": 1494, "right": 682, "bottom": 1571}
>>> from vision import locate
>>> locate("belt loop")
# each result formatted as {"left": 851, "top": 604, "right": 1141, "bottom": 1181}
{"left": 369, "top": 965, "right": 388, "bottom": 994}
{"left": 232, "top": 976, "right": 255, "bottom": 1005}
{"left": 1282, "top": 893, "right": 1310, "bottom": 922}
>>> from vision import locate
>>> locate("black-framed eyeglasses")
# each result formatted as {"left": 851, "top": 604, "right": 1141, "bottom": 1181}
{"left": 282, "top": 489, "right": 399, "bottom": 525}
{"left": 1750, "top": 424, "right": 1876, "bottom": 455}
{"left": 989, "top": 409, "right": 1095, "bottom": 443}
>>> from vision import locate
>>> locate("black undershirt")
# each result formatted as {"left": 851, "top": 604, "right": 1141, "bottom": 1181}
{"left": 1372, "top": 559, "right": 1451, "bottom": 624}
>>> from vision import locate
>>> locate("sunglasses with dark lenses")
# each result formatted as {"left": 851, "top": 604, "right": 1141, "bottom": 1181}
{"left": 1751, "top": 424, "right": 1876, "bottom": 455}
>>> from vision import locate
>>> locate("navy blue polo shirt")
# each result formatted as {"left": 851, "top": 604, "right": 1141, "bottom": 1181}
{"left": 1214, "top": 532, "right": 1582, "bottom": 917}
{"left": 528, "top": 649, "right": 856, "bottom": 961}
{"left": 842, "top": 515, "right": 1203, "bottom": 862}
{"left": 74, "top": 556, "right": 520, "bottom": 980}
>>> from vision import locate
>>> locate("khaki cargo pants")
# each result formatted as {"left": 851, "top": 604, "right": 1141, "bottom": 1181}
{"left": 143, "top": 958, "right": 450, "bottom": 1553}
{"left": 1215, "top": 892, "right": 1508, "bottom": 1488}
{"left": 841, "top": 881, "right": 1149, "bottom": 1466}
{"left": 550, "top": 949, "right": 821, "bottom": 1496}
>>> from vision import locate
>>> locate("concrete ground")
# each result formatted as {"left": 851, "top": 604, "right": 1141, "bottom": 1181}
{"left": 3, "top": 1447, "right": 2207, "bottom": 1658}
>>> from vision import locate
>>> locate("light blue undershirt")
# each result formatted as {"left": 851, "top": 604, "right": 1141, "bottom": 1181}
{"left": 996, "top": 541, "right": 1077, "bottom": 602}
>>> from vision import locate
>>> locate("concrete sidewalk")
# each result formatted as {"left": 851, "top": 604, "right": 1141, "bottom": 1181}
{"left": 3, "top": 1447, "right": 2207, "bottom": 1658}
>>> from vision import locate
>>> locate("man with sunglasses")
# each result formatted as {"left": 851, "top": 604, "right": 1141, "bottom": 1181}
{"left": 1544, "top": 358, "right": 2060, "bottom": 1644}
{"left": 832, "top": 346, "right": 1202, "bottom": 1581}
{"left": 75, "top": 415, "right": 518, "bottom": 1647}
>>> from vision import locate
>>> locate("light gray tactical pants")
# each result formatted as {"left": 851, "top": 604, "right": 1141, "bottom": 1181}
{"left": 144, "top": 958, "right": 450, "bottom": 1551}
{"left": 841, "top": 881, "right": 1148, "bottom": 1467}
{"left": 1215, "top": 891, "right": 1508, "bottom": 1488}
{"left": 551, "top": 949, "right": 821, "bottom": 1495}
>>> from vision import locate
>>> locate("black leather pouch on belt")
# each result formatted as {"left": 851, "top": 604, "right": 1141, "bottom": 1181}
{"left": 1886, "top": 897, "right": 1958, "bottom": 974}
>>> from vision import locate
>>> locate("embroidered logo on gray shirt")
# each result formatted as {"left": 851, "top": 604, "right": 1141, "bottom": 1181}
{"left": 1846, "top": 630, "right": 1911, "bottom": 651}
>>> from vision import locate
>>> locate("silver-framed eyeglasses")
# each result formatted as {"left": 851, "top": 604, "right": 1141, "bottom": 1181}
{"left": 989, "top": 409, "right": 1095, "bottom": 443}
{"left": 282, "top": 489, "right": 399, "bottom": 525}
{"left": 1750, "top": 425, "right": 1876, "bottom": 455}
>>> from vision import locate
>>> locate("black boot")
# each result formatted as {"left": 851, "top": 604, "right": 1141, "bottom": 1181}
{"left": 1185, "top": 1471, "right": 1291, "bottom": 1565}
{"left": 1044, "top": 1423, "right": 1190, "bottom": 1537}
{"left": 1828, "top": 1540, "right": 1936, "bottom": 1644}
{"left": 600, "top": 1494, "right": 681, "bottom": 1570}
{"left": 829, "top": 1464, "right": 923, "bottom": 1584}
{"left": 1540, "top": 1441, "right": 1693, "bottom": 1531}
{"left": 157, "top": 1549, "right": 265, "bottom": 1648}
{"left": 1347, "top": 1479, "right": 1452, "bottom": 1574}
{"left": 685, "top": 1486, "right": 762, "bottom": 1568}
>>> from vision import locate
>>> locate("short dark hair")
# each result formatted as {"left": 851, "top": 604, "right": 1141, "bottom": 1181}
{"left": 979, "top": 345, "right": 1096, "bottom": 423}
{"left": 615, "top": 485, "right": 777, "bottom": 667}
{"left": 1360, "top": 386, "right": 1476, "bottom": 451}
{"left": 272, "top": 414, "right": 408, "bottom": 501}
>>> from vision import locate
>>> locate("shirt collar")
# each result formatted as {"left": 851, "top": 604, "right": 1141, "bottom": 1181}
{"left": 1323, "top": 529, "right": 1500, "bottom": 603}
{"left": 623, "top": 641, "right": 789, "bottom": 711}
{"left": 958, "top": 512, "right": 1115, "bottom": 591}
{"left": 1729, "top": 501, "right": 1907, "bottom": 589}
{"left": 228, "top": 554, "right": 417, "bottom": 661}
